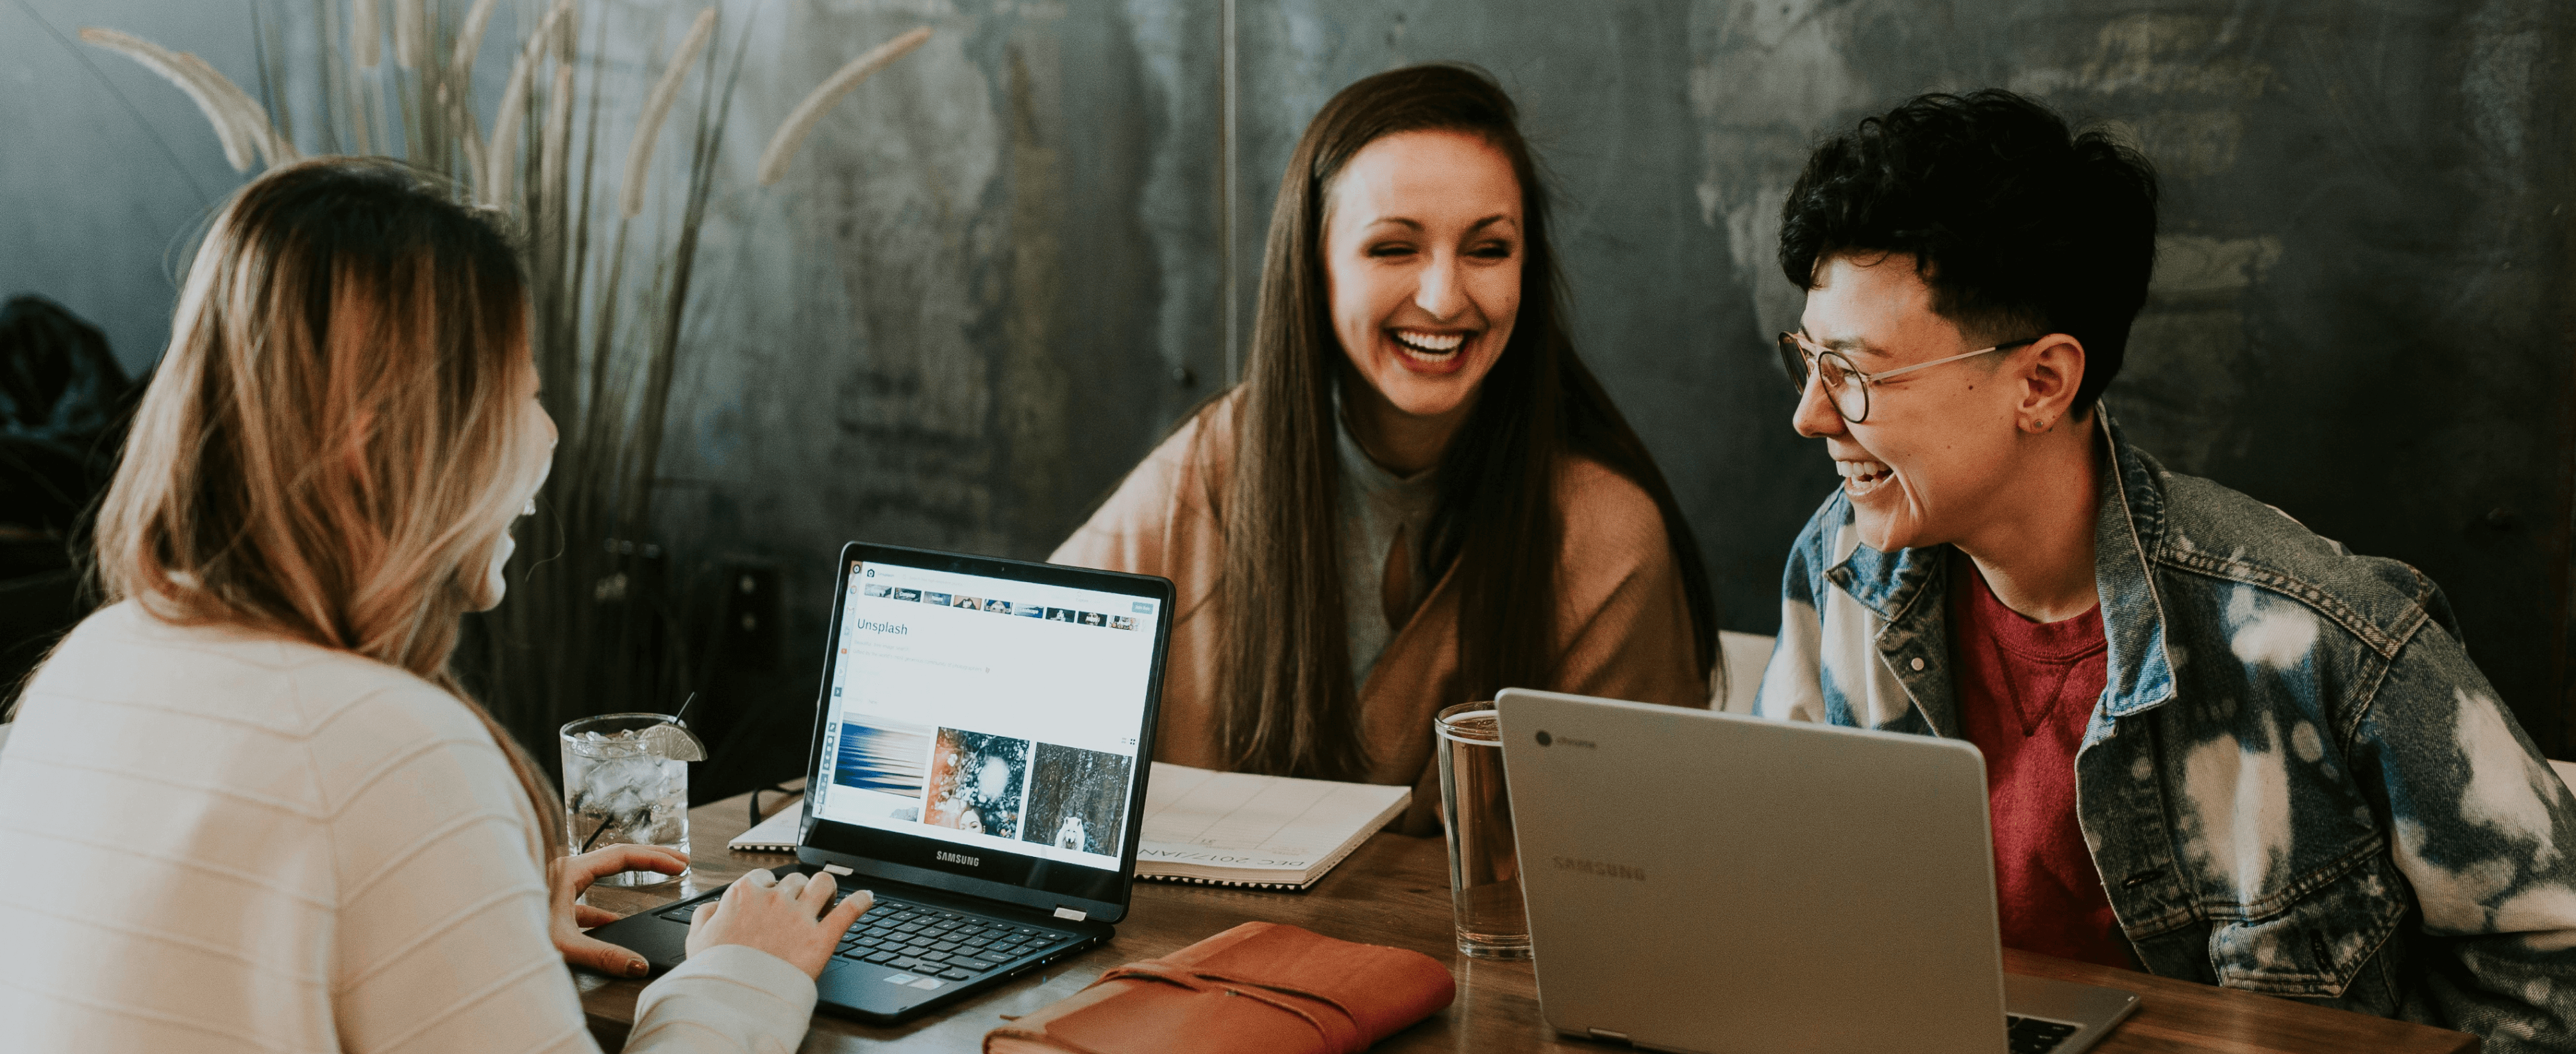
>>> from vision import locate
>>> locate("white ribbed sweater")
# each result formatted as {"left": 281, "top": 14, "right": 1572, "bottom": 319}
{"left": 0, "top": 602, "right": 815, "bottom": 1053}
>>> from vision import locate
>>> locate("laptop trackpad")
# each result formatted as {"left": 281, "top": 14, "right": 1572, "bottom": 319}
{"left": 593, "top": 910, "right": 694, "bottom": 971}
{"left": 818, "top": 958, "right": 949, "bottom": 1014}
{"left": 2004, "top": 973, "right": 2140, "bottom": 1049}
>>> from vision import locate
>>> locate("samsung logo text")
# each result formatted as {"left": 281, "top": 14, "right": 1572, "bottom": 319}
{"left": 936, "top": 850, "right": 979, "bottom": 867}
{"left": 1552, "top": 856, "right": 1646, "bottom": 881}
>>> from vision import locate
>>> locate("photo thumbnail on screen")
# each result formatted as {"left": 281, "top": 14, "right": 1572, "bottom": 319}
{"left": 926, "top": 728, "right": 1030, "bottom": 840}
{"left": 1021, "top": 744, "right": 1134, "bottom": 855}
{"left": 985, "top": 599, "right": 1014, "bottom": 615}
{"left": 832, "top": 719, "right": 933, "bottom": 822}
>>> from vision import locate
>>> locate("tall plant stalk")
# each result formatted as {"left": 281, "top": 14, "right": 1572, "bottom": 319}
{"left": 81, "top": 0, "right": 929, "bottom": 769}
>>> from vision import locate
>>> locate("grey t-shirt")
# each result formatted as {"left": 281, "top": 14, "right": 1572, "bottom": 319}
{"left": 1336, "top": 413, "right": 1439, "bottom": 690}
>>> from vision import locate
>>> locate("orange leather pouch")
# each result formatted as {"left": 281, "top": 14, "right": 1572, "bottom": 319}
{"left": 983, "top": 922, "right": 1455, "bottom": 1053}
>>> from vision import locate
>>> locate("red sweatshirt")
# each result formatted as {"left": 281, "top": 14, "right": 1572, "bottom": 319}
{"left": 1947, "top": 554, "right": 2133, "bottom": 969}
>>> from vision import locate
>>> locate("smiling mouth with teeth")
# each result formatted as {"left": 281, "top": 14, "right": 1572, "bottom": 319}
{"left": 1836, "top": 459, "right": 1895, "bottom": 495}
{"left": 1390, "top": 329, "right": 1469, "bottom": 362}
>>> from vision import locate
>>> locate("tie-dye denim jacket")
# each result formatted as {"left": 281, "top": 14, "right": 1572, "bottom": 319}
{"left": 1755, "top": 415, "right": 2576, "bottom": 1051}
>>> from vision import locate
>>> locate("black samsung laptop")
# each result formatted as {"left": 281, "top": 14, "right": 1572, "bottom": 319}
{"left": 590, "top": 542, "right": 1175, "bottom": 1023}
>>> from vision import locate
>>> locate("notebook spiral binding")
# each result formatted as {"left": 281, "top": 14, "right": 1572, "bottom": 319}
{"left": 1136, "top": 873, "right": 1317, "bottom": 893}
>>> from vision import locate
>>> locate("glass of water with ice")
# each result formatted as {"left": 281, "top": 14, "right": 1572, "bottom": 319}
{"left": 560, "top": 713, "right": 703, "bottom": 886}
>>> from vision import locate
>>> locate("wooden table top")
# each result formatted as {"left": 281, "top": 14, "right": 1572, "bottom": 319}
{"left": 576, "top": 789, "right": 2477, "bottom": 1053}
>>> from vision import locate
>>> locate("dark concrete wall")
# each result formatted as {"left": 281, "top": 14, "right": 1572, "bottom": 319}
{"left": 7, "top": 1, "right": 2572, "bottom": 768}
{"left": 1228, "top": 0, "right": 2576, "bottom": 755}
{"left": 645, "top": 0, "right": 1230, "bottom": 792}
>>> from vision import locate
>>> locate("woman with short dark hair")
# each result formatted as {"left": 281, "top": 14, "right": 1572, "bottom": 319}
{"left": 1055, "top": 65, "right": 1718, "bottom": 832}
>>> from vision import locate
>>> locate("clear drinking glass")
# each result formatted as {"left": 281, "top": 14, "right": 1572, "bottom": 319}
{"left": 1437, "top": 701, "right": 1528, "bottom": 958}
{"left": 560, "top": 713, "right": 692, "bottom": 887}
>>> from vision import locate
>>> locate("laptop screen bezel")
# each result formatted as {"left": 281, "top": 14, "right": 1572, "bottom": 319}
{"left": 793, "top": 541, "right": 1172, "bottom": 923}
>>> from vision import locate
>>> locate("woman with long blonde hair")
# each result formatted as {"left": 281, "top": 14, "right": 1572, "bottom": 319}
{"left": 0, "top": 158, "right": 866, "bottom": 1052}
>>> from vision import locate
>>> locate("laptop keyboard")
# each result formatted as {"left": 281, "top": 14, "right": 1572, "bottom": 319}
{"left": 2006, "top": 1015, "right": 2081, "bottom": 1053}
{"left": 653, "top": 887, "right": 1082, "bottom": 984}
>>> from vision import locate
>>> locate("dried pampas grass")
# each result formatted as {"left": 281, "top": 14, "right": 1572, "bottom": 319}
{"left": 451, "top": 0, "right": 501, "bottom": 86}
{"left": 78, "top": 27, "right": 274, "bottom": 172}
{"left": 617, "top": 7, "right": 716, "bottom": 220}
{"left": 350, "top": 0, "right": 380, "bottom": 70}
{"left": 448, "top": 81, "right": 487, "bottom": 198}
{"left": 171, "top": 50, "right": 297, "bottom": 169}
{"left": 392, "top": 0, "right": 422, "bottom": 71}
{"left": 487, "top": 57, "right": 531, "bottom": 200}
{"left": 755, "top": 26, "right": 931, "bottom": 187}
{"left": 539, "top": 62, "right": 574, "bottom": 212}
{"left": 487, "top": 0, "right": 574, "bottom": 204}
{"left": 443, "top": 0, "right": 502, "bottom": 180}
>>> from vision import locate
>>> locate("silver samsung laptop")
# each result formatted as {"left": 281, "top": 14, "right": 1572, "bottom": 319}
{"left": 1496, "top": 689, "right": 2139, "bottom": 1054}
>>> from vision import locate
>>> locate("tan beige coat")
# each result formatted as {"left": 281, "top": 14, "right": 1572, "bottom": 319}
{"left": 1050, "top": 395, "right": 1707, "bottom": 834}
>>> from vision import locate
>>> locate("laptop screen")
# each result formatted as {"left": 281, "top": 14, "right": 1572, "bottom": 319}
{"left": 807, "top": 552, "right": 1164, "bottom": 893}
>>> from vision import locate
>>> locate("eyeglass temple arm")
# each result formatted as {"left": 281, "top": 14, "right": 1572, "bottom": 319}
{"left": 1865, "top": 339, "right": 2036, "bottom": 382}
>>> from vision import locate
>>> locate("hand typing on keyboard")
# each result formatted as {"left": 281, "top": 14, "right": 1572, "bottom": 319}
{"left": 821, "top": 896, "right": 1082, "bottom": 984}
{"left": 684, "top": 867, "right": 877, "bottom": 978}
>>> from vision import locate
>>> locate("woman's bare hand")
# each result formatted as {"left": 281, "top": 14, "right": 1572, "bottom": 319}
{"left": 550, "top": 844, "right": 690, "bottom": 977}
{"left": 686, "top": 867, "right": 874, "bottom": 978}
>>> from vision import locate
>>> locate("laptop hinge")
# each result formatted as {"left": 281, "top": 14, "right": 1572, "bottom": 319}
{"left": 1053, "top": 906, "right": 1087, "bottom": 921}
{"left": 1587, "top": 1028, "right": 1631, "bottom": 1044}
{"left": 821, "top": 863, "right": 854, "bottom": 876}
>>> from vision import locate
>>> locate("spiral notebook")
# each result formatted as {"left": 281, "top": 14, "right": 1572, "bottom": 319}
{"left": 728, "top": 802, "right": 807, "bottom": 852}
{"left": 731, "top": 763, "right": 1408, "bottom": 890}
{"left": 1131, "top": 763, "right": 1410, "bottom": 891}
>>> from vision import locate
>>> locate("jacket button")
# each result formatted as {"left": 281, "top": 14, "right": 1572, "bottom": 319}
{"left": 1910, "top": 658, "right": 1925, "bottom": 671}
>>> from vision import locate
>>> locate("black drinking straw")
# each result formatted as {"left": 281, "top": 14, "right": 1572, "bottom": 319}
{"left": 576, "top": 785, "right": 611, "bottom": 852}
{"left": 575, "top": 699, "right": 692, "bottom": 855}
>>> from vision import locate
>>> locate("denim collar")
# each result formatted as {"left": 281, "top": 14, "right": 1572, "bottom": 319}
{"left": 1824, "top": 413, "right": 2178, "bottom": 719}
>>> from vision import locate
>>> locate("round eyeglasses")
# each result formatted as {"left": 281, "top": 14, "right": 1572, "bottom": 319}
{"left": 1777, "top": 331, "right": 2040, "bottom": 423}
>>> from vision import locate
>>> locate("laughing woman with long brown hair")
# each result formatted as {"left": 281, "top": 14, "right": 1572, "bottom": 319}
{"left": 0, "top": 159, "right": 867, "bottom": 1051}
{"left": 1054, "top": 65, "right": 1718, "bottom": 833}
